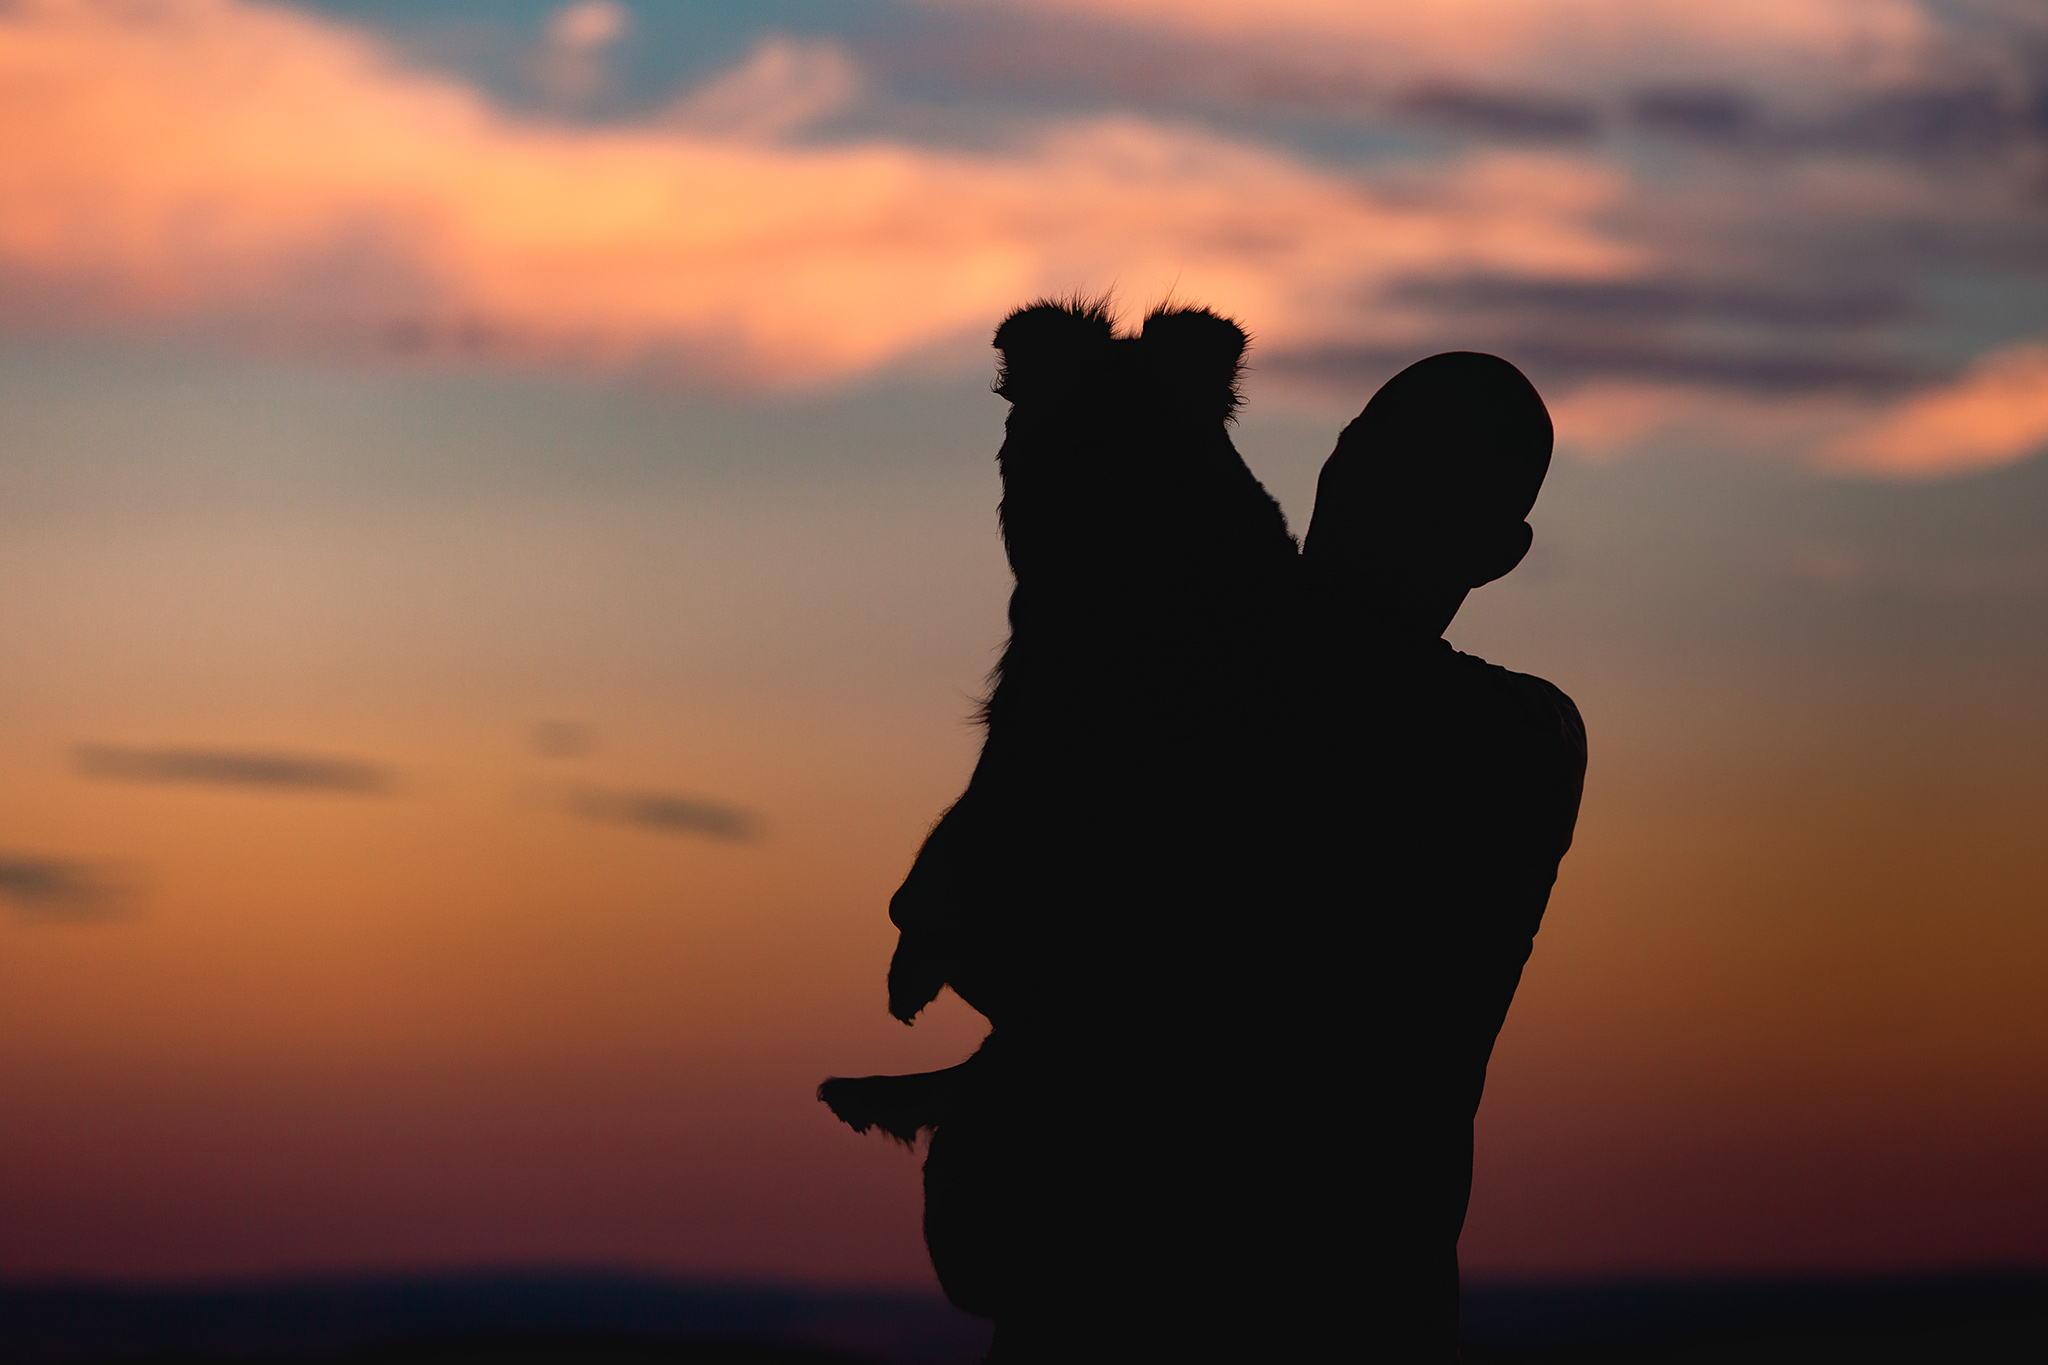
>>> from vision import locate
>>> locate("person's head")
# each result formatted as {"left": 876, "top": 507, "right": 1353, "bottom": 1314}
{"left": 1302, "top": 351, "right": 1552, "bottom": 637}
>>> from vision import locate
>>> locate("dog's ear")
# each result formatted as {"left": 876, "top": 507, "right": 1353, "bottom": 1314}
{"left": 993, "top": 296, "right": 1116, "bottom": 403}
{"left": 1140, "top": 306, "right": 1248, "bottom": 421}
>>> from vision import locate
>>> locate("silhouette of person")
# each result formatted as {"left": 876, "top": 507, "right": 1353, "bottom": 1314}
{"left": 1300, "top": 351, "right": 1586, "bottom": 1358}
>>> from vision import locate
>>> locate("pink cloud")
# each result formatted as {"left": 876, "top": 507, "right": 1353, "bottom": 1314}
{"left": 1546, "top": 380, "right": 1869, "bottom": 465}
{"left": 665, "top": 39, "right": 861, "bottom": 143}
{"left": 548, "top": 2, "right": 626, "bottom": 54}
{"left": 925, "top": 0, "right": 1942, "bottom": 95}
{"left": 534, "top": 1, "right": 629, "bottom": 103}
{"left": 0, "top": 0, "right": 1642, "bottom": 388}
{"left": 1538, "top": 342, "right": 2048, "bottom": 479}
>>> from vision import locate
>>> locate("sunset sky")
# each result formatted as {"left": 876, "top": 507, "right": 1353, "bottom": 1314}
{"left": 3, "top": 0, "right": 2046, "bottom": 1288}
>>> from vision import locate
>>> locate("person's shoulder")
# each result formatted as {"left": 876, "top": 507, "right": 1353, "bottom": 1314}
{"left": 1525, "top": 673, "right": 1586, "bottom": 764}
{"left": 1448, "top": 648, "right": 1586, "bottom": 760}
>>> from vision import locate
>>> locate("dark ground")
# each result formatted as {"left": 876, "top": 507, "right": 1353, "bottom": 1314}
{"left": 2, "top": 1270, "right": 2042, "bottom": 1363}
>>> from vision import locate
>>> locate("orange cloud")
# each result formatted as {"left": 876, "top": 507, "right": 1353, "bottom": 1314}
{"left": 1540, "top": 343, "right": 2048, "bottom": 479}
{"left": 0, "top": 0, "right": 1641, "bottom": 388}
{"left": 1546, "top": 380, "right": 1864, "bottom": 464}
{"left": 1823, "top": 342, "right": 2048, "bottom": 478}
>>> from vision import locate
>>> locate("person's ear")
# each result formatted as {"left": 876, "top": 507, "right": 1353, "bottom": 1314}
{"left": 1468, "top": 520, "right": 1533, "bottom": 587}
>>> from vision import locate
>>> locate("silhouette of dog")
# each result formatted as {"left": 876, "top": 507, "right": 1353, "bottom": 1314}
{"left": 821, "top": 297, "right": 1300, "bottom": 1358}
{"left": 880, "top": 295, "right": 1298, "bottom": 1035}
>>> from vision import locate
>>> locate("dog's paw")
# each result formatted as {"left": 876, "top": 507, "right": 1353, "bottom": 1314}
{"left": 887, "top": 933, "right": 947, "bottom": 1024}
{"left": 818, "top": 1074, "right": 930, "bottom": 1147}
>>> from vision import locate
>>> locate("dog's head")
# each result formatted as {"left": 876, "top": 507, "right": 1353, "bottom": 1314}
{"left": 991, "top": 297, "right": 1267, "bottom": 591}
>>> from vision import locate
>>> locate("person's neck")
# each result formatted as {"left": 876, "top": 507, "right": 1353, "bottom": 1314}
{"left": 1307, "top": 556, "right": 1467, "bottom": 640}
{"left": 1358, "top": 583, "right": 1467, "bottom": 643}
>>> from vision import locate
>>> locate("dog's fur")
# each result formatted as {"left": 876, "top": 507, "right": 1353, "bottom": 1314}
{"left": 880, "top": 297, "right": 1297, "bottom": 1032}
{"left": 819, "top": 298, "right": 1301, "bottom": 1354}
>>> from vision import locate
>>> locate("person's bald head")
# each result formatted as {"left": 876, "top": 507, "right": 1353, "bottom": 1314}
{"left": 1304, "top": 352, "right": 1553, "bottom": 634}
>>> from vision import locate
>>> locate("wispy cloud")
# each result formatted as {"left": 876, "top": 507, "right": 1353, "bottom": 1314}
{"left": 529, "top": 721, "right": 597, "bottom": 759}
{"left": 883, "top": 14, "right": 2045, "bottom": 170}
{"left": 1270, "top": 337, "right": 1929, "bottom": 400}
{"left": 75, "top": 744, "right": 393, "bottom": 795}
{"left": 2, "top": 0, "right": 2043, "bottom": 477}
{"left": 1396, "top": 84, "right": 1598, "bottom": 140}
{"left": 1824, "top": 343, "right": 2048, "bottom": 478}
{"left": 549, "top": 0, "right": 626, "bottom": 53}
{"left": 666, "top": 38, "right": 861, "bottom": 143}
{"left": 533, "top": 0, "right": 627, "bottom": 104}
{"left": 929, "top": 0, "right": 1948, "bottom": 97}
{"left": 568, "top": 787, "right": 760, "bottom": 843}
{"left": 0, "top": 855, "right": 134, "bottom": 923}
{"left": 1391, "top": 274, "right": 1916, "bottom": 331}
{"left": 1781, "top": 545, "right": 2048, "bottom": 599}
{"left": 0, "top": 0, "right": 1638, "bottom": 385}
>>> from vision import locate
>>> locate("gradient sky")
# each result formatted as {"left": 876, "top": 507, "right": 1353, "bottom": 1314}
{"left": 3, "top": 0, "right": 2046, "bottom": 1288}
